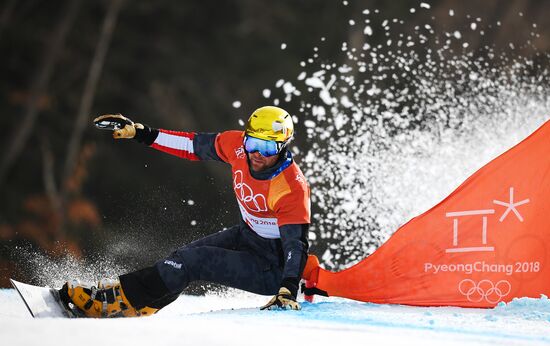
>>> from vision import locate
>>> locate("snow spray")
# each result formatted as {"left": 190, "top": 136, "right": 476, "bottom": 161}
{"left": 267, "top": 4, "right": 550, "bottom": 270}
{"left": 12, "top": 245, "right": 128, "bottom": 287}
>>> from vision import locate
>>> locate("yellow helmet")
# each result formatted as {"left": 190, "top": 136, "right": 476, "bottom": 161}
{"left": 245, "top": 106, "right": 294, "bottom": 143}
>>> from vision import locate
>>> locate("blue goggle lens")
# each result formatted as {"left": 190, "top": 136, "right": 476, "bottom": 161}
{"left": 244, "top": 136, "right": 281, "bottom": 157}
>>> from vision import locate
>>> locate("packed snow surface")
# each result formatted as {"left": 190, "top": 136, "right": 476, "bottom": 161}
{"left": 1, "top": 288, "right": 549, "bottom": 345}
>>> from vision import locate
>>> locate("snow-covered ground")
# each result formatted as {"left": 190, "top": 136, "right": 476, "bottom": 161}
{"left": 1, "top": 288, "right": 549, "bottom": 346}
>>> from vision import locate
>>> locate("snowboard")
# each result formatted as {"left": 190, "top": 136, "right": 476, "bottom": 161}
{"left": 10, "top": 279, "right": 74, "bottom": 318}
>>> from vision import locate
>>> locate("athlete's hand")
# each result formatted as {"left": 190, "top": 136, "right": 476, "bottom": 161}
{"left": 260, "top": 287, "right": 301, "bottom": 310}
{"left": 93, "top": 114, "right": 144, "bottom": 139}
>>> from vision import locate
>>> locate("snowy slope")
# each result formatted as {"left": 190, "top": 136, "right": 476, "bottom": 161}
{"left": 1, "top": 288, "right": 549, "bottom": 346}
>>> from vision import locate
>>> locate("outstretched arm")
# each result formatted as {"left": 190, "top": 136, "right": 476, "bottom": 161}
{"left": 93, "top": 114, "right": 224, "bottom": 161}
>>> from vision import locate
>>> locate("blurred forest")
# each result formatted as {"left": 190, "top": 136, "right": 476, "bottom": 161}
{"left": 1, "top": 0, "right": 550, "bottom": 287}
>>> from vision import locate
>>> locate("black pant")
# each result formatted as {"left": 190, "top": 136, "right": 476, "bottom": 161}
{"left": 120, "top": 224, "right": 284, "bottom": 310}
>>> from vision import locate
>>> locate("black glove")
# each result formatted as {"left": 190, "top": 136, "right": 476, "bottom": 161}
{"left": 260, "top": 287, "right": 301, "bottom": 310}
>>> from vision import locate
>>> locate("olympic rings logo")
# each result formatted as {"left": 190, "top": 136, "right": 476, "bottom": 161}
{"left": 458, "top": 279, "right": 511, "bottom": 304}
{"left": 233, "top": 170, "right": 267, "bottom": 212}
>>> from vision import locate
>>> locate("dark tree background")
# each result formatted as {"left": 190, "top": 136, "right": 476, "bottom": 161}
{"left": 1, "top": 0, "right": 549, "bottom": 287}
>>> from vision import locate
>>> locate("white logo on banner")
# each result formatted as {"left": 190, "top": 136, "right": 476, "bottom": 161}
{"left": 458, "top": 279, "right": 511, "bottom": 304}
{"left": 493, "top": 187, "right": 530, "bottom": 222}
{"left": 445, "top": 187, "right": 529, "bottom": 253}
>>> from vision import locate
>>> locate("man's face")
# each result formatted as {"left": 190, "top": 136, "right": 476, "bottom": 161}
{"left": 248, "top": 151, "right": 279, "bottom": 172}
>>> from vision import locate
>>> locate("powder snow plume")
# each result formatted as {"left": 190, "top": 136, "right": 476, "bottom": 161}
{"left": 268, "top": 6, "right": 550, "bottom": 270}
{"left": 12, "top": 245, "right": 128, "bottom": 288}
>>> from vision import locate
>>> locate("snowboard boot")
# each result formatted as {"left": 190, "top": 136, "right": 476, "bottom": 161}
{"left": 58, "top": 279, "right": 158, "bottom": 318}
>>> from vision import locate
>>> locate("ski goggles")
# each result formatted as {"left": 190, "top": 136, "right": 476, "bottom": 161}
{"left": 243, "top": 136, "right": 284, "bottom": 157}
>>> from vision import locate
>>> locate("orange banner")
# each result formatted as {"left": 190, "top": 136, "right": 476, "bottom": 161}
{"left": 304, "top": 119, "right": 550, "bottom": 307}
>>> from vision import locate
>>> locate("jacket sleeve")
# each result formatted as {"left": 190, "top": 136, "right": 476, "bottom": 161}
{"left": 135, "top": 125, "right": 223, "bottom": 161}
{"left": 279, "top": 223, "right": 309, "bottom": 297}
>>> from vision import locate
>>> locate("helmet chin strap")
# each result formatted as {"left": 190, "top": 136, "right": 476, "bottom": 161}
{"left": 278, "top": 136, "right": 292, "bottom": 152}
{"left": 277, "top": 146, "right": 289, "bottom": 160}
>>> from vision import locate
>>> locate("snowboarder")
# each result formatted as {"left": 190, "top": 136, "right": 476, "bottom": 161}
{"left": 59, "top": 106, "right": 311, "bottom": 317}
